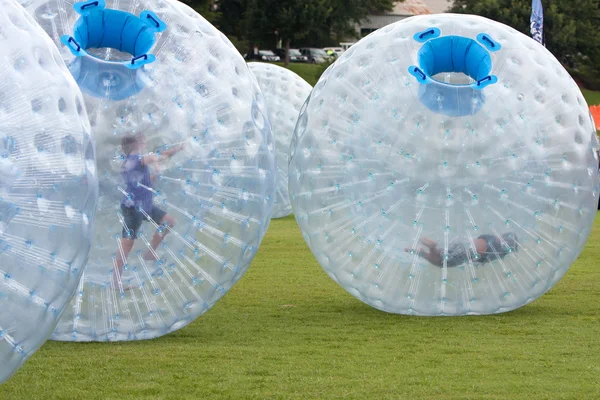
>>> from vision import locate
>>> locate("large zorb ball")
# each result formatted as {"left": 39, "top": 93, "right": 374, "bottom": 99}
{"left": 24, "top": 0, "right": 275, "bottom": 340}
{"left": 289, "top": 14, "right": 600, "bottom": 316}
{"left": 248, "top": 63, "right": 312, "bottom": 218}
{"left": 0, "top": 0, "right": 96, "bottom": 382}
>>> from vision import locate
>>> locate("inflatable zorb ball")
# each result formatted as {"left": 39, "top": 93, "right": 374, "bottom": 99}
{"left": 0, "top": 0, "right": 96, "bottom": 382}
{"left": 289, "top": 14, "right": 600, "bottom": 316}
{"left": 24, "top": 0, "right": 275, "bottom": 341}
{"left": 248, "top": 63, "right": 312, "bottom": 218}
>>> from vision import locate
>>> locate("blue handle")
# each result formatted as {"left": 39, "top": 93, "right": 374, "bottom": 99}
{"left": 68, "top": 36, "right": 81, "bottom": 52}
{"left": 146, "top": 14, "right": 160, "bottom": 28}
{"left": 73, "top": 0, "right": 105, "bottom": 15}
{"left": 473, "top": 75, "right": 498, "bottom": 90}
{"left": 80, "top": 1, "right": 98, "bottom": 10}
{"left": 476, "top": 33, "right": 501, "bottom": 52}
{"left": 413, "top": 27, "right": 441, "bottom": 43}
{"left": 131, "top": 54, "right": 148, "bottom": 65}
{"left": 477, "top": 76, "right": 492, "bottom": 86}
{"left": 412, "top": 67, "right": 427, "bottom": 81}
{"left": 419, "top": 29, "right": 436, "bottom": 40}
{"left": 481, "top": 35, "right": 495, "bottom": 48}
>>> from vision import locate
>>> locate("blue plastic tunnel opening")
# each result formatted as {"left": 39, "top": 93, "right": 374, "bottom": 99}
{"left": 73, "top": 9, "right": 157, "bottom": 57}
{"left": 418, "top": 36, "right": 492, "bottom": 83}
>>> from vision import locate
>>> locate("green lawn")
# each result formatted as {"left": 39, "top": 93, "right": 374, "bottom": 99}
{"left": 274, "top": 62, "right": 324, "bottom": 86}
{"left": 1, "top": 214, "right": 600, "bottom": 399}
{"left": 583, "top": 89, "right": 600, "bottom": 106}
{"left": 1, "top": 64, "right": 600, "bottom": 399}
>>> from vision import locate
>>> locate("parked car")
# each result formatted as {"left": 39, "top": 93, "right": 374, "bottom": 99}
{"left": 273, "top": 48, "right": 308, "bottom": 63}
{"left": 300, "top": 48, "right": 330, "bottom": 64}
{"left": 340, "top": 42, "right": 355, "bottom": 51}
{"left": 323, "top": 47, "right": 344, "bottom": 58}
{"left": 245, "top": 50, "right": 280, "bottom": 62}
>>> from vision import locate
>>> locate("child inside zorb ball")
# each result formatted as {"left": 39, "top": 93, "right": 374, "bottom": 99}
{"left": 22, "top": 0, "right": 276, "bottom": 342}
{"left": 288, "top": 14, "right": 600, "bottom": 316}
{"left": 115, "top": 133, "right": 183, "bottom": 287}
{"left": 407, "top": 233, "right": 518, "bottom": 268}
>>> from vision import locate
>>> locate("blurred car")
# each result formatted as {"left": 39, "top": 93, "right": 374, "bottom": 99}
{"left": 274, "top": 48, "right": 308, "bottom": 63}
{"left": 300, "top": 48, "right": 330, "bottom": 64}
{"left": 245, "top": 50, "right": 280, "bottom": 62}
{"left": 323, "top": 47, "right": 344, "bottom": 58}
{"left": 340, "top": 42, "right": 355, "bottom": 51}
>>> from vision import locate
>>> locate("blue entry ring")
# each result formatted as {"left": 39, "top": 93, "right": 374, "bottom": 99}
{"left": 407, "top": 29, "right": 500, "bottom": 116}
{"left": 60, "top": 2, "right": 167, "bottom": 100}
{"left": 66, "top": 0, "right": 166, "bottom": 67}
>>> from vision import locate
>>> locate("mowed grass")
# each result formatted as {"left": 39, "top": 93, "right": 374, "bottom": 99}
{"left": 1, "top": 65, "right": 600, "bottom": 399}
{"left": 274, "top": 62, "right": 324, "bottom": 86}
{"left": 1, "top": 214, "right": 600, "bottom": 399}
{"left": 582, "top": 89, "right": 600, "bottom": 106}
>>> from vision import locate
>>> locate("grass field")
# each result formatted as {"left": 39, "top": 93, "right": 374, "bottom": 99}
{"left": 1, "top": 64, "right": 600, "bottom": 399}
{"left": 582, "top": 89, "right": 600, "bottom": 106}
{"left": 274, "top": 62, "right": 324, "bottom": 86}
{"left": 1, "top": 214, "right": 600, "bottom": 399}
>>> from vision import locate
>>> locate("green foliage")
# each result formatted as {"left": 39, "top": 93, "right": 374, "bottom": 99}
{"left": 230, "top": 0, "right": 342, "bottom": 65}
{"left": 227, "top": 36, "right": 250, "bottom": 55}
{"left": 180, "top": 0, "right": 220, "bottom": 23}
{"left": 315, "top": 58, "right": 336, "bottom": 79}
{"left": 450, "top": 0, "right": 600, "bottom": 89}
{"left": 325, "top": 0, "right": 395, "bottom": 41}
{"left": 245, "top": 0, "right": 331, "bottom": 50}
{"left": 272, "top": 62, "right": 323, "bottom": 86}
{"left": 214, "top": 0, "right": 245, "bottom": 38}
{"left": 216, "top": 0, "right": 396, "bottom": 51}
{"left": 582, "top": 88, "right": 600, "bottom": 106}
{"left": 2, "top": 214, "right": 600, "bottom": 398}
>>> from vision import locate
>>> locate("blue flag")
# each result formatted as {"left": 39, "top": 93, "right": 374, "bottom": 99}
{"left": 530, "top": 0, "right": 544, "bottom": 45}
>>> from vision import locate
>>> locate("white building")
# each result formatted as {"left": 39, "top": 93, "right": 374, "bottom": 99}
{"left": 347, "top": 0, "right": 451, "bottom": 41}
{"left": 426, "top": 0, "right": 453, "bottom": 14}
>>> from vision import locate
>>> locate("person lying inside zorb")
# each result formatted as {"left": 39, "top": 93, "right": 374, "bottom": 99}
{"left": 406, "top": 233, "right": 519, "bottom": 267}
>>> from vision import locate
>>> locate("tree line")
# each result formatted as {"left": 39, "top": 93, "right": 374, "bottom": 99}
{"left": 182, "top": 0, "right": 600, "bottom": 89}
{"left": 181, "top": 0, "right": 395, "bottom": 63}
{"left": 450, "top": 0, "right": 600, "bottom": 89}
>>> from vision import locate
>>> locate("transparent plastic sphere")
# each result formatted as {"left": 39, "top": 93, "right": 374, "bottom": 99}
{"left": 23, "top": 0, "right": 275, "bottom": 340}
{"left": 0, "top": 0, "right": 97, "bottom": 382}
{"left": 289, "top": 14, "right": 600, "bottom": 316}
{"left": 248, "top": 62, "right": 312, "bottom": 218}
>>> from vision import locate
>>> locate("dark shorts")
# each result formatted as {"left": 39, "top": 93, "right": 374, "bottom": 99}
{"left": 121, "top": 205, "right": 167, "bottom": 239}
{"left": 477, "top": 234, "right": 513, "bottom": 263}
{"left": 445, "top": 235, "right": 504, "bottom": 267}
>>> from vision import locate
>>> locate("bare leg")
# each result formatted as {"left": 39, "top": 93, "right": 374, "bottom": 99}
{"left": 474, "top": 238, "right": 487, "bottom": 257}
{"left": 404, "top": 237, "right": 437, "bottom": 253}
{"left": 114, "top": 238, "right": 135, "bottom": 284}
{"left": 418, "top": 249, "right": 443, "bottom": 267}
{"left": 404, "top": 247, "right": 443, "bottom": 267}
{"left": 143, "top": 214, "right": 176, "bottom": 261}
{"left": 419, "top": 237, "right": 438, "bottom": 250}
{"left": 405, "top": 236, "right": 443, "bottom": 267}
{"left": 419, "top": 237, "right": 443, "bottom": 266}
